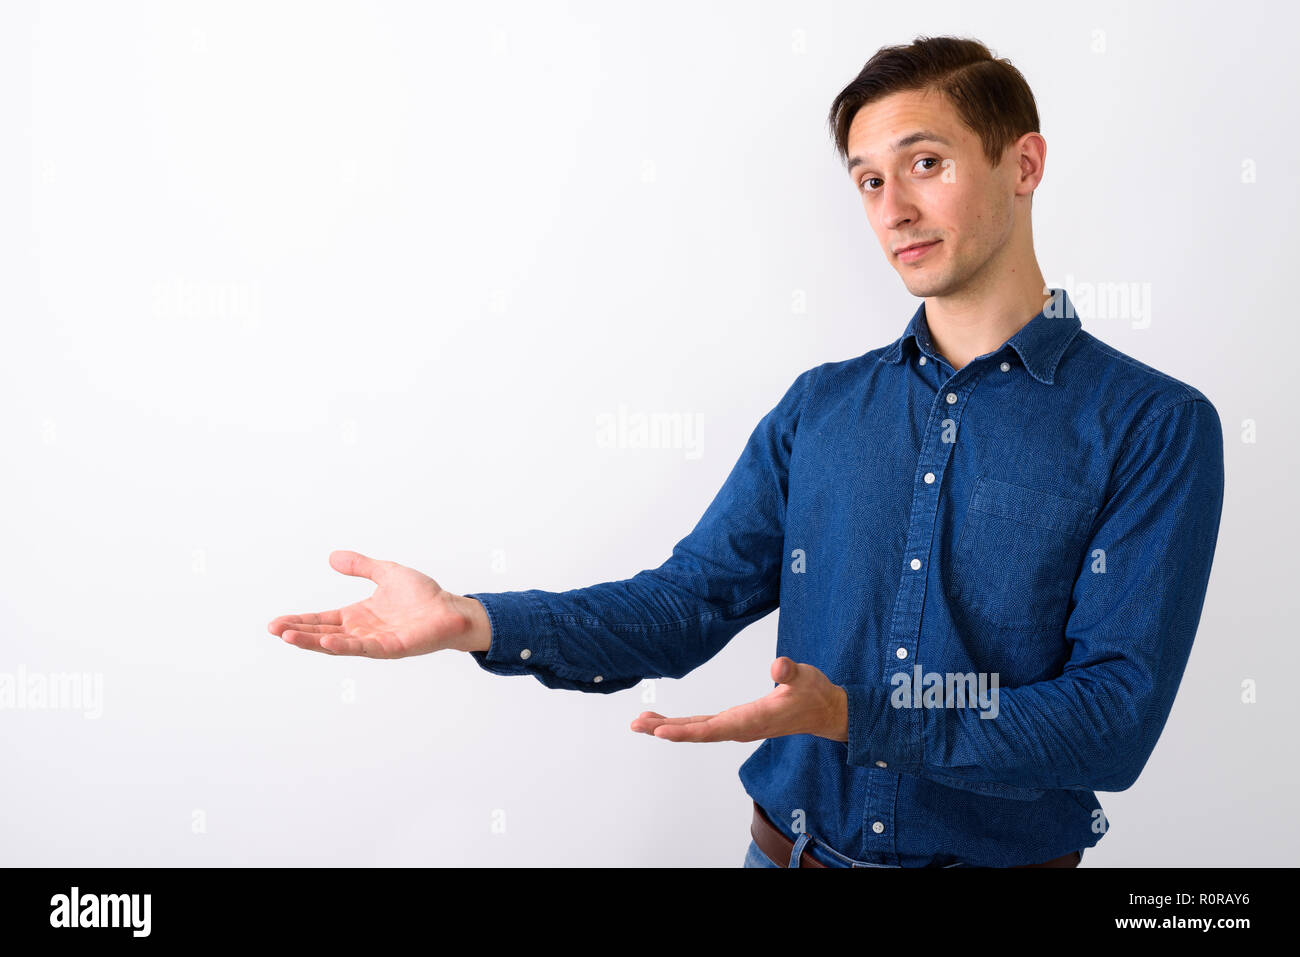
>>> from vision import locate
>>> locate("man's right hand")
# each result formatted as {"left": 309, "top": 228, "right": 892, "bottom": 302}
{"left": 267, "top": 550, "right": 492, "bottom": 658}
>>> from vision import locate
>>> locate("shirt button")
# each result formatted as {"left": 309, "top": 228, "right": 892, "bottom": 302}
{"left": 918, "top": 356, "right": 927, "bottom": 365}
{"left": 924, "top": 472, "right": 935, "bottom": 484}
{"left": 1000, "top": 361, "right": 1010, "bottom": 372}
{"left": 910, "top": 558, "right": 921, "bottom": 570}
{"left": 872, "top": 821, "right": 885, "bottom": 834}
{"left": 946, "top": 392, "right": 957, "bottom": 404}
{"left": 896, "top": 647, "right": 908, "bottom": 659}
{"left": 875, "top": 760, "right": 888, "bottom": 768}
{"left": 520, "top": 649, "right": 531, "bottom": 660}
{"left": 593, "top": 675, "right": 603, "bottom": 683}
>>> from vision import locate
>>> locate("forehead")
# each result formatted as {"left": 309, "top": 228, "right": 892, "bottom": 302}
{"left": 845, "top": 89, "right": 967, "bottom": 166}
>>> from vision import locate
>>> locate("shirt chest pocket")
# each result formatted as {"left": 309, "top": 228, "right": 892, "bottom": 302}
{"left": 946, "top": 476, "right": 1098, "bottom": 631}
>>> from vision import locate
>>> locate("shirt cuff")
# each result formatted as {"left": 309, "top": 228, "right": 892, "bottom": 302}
{"left": 463, "top": 591, "right": 556, "bottom": 677}
{"left": 462, "top": 591, "right": 638, "bottom": 692}
{"left": 843, "top": 682, "right": 916, "bottom": 770}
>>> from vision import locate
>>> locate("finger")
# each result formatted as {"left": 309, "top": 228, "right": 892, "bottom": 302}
{"left": 771, "top": 657, "right": 825, "bottom": 686}
{"left": 277, "top": 623, "right": 347, "bottom": 635}
{"left": 632, "top": 702, "right": 771, "bottom": 732}
{"left": 771, "top": 656, "right": 796, "bottom": 684}
{"left": 329, "top": 550, "right": 390, "bottom": 584}
{"left": 654, "top": 697, "right": 777, "bottom": 742}
{"left": 630, "top": 712, "right": 715, "bottom": 733}
{"left": 639, "top": 714, "right": 721, "bottom": 726}
{"left": 280, "top": 629, "right": 339, "bottom": 655}
{"left": 281, "top": 628, "right": 391, "bottom": 658}
{"left": 268, "top": 610, "right": 343, "bottom": 635}
{"left": 318, "top": 632, "right": 396, "bottom": 658}
{"left": 630, "top": 711, "right": 663, "bottom": 733}
{"left": 653, "top": 711, "right": 754, "bottom": 743}
{"left": 630, "top": 711, "right": 715, "bottom": 733}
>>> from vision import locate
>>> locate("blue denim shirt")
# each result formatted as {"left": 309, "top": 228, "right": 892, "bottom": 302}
{"left": 466, "top": 288, "right": 1225, "bottom": 867}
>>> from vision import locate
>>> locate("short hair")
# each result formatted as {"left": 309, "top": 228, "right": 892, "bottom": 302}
{"left": 827, "top": 36, "right": 1040, "bottom": 170}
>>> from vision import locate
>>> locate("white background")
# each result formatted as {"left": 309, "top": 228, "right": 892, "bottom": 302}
{"left": 1, "top": 0, "right": 1295, "bottom": 866}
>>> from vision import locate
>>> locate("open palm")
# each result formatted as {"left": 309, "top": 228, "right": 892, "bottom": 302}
{"left": 267, "top": 550, "right": 475, "bottom": 658}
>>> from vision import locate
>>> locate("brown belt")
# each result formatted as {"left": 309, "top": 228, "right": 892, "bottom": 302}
{"left": 751, "top": 800, "right": 1081, "bottom": 868}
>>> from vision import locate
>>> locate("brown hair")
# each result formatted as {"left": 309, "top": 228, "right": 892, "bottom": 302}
{"left": 827, "top": 36, "right": 1040, "bottom": 170}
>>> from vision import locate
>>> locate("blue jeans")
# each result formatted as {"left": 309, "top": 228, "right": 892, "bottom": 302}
{"left": 743, "top": 838, "right": 1086, "bottom": 868}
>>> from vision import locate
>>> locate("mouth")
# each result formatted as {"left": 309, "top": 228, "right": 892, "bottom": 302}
{"left": 895, "top": 240, "right": 941, "bottom": 263}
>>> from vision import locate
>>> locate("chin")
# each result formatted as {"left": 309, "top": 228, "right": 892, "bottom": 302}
{"left": 900, "top": 273, "right": 949, "bottom": 298}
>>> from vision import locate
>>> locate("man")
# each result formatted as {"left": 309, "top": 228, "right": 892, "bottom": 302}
{"left": 268, "top": 36, "right": 1225, "bottom": 868}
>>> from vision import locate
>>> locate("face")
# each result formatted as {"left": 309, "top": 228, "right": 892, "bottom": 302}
{"left": 845, "top": 88, "right": 1033, "bottom": 299}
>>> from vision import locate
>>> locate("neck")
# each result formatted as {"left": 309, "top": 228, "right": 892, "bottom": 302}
{"left": 923, "top": 248, "right": 1048, "bottom": 371}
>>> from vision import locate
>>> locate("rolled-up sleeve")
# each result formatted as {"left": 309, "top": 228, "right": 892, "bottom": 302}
{"left": 466, "top": 365, "right": 821, "bottom": 693}
{"left": 844, "top": 396, "right": 1226, "bottom": 792}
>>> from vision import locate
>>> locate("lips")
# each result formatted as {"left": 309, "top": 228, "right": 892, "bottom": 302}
{"left": 896, "top": 240, "right": 941, "bottom": 263}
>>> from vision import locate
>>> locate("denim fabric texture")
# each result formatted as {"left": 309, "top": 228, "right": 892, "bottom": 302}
{"left": 467, "top": 288, "right": 1225, "bottom": 867}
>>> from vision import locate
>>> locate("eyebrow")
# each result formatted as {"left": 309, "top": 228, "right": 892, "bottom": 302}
{"left": 846, "top": 130, "right": 953, "bottom": 173}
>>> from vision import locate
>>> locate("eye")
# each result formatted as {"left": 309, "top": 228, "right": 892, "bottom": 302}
{"left": 858, "top": 157, "right": 941, "bottom": 194}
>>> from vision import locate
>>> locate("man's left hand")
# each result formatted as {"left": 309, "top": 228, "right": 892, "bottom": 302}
{"left": 630, "top": 657, "right": 849, "bottom": 743}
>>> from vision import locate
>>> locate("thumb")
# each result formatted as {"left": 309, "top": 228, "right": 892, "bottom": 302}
{"left": 329, "top": 550, "right": 386, "bottom": 583}
{"left": 771, "top": 656, "right": 800, "bottom": 685}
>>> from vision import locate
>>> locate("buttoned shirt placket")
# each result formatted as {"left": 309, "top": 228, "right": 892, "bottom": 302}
{"left": 861, "top": 334, "right": 996, "bottom": 863}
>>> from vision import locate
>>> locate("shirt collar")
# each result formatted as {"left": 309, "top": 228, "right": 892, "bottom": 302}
{"left": 879, "top": 288, "right": 1082, "bottom": 385}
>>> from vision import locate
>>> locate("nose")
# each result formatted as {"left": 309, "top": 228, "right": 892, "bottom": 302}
{"left": 878, "top": 183, "right": 919, "bottom": 232}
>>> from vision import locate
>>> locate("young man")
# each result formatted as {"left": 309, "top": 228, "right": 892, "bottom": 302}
{"left": 268, "top": 36, "right": 1225, "bottom": 868}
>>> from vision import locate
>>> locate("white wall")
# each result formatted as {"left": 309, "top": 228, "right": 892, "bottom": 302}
{"left": 0, "top": 0, "right": 1293, "bottom": 866}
